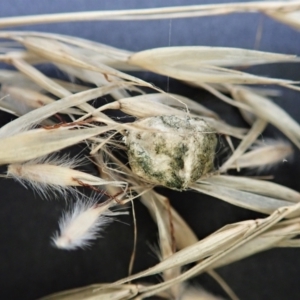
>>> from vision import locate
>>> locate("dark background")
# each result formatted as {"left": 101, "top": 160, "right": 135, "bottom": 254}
{"left": 0, "top": 1, "right": 300, "bottom": 299}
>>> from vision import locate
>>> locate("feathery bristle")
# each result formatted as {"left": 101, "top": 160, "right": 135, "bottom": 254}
{"left": 6, "top": 154, "right": 85, "bottom": 199}
{"left": 52, "top": 197, "right": 113, "bottom": 250}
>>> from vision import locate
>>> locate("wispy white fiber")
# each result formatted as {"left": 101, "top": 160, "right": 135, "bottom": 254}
{"left": 52, "top": 197, "right": 114, "bottom": 250}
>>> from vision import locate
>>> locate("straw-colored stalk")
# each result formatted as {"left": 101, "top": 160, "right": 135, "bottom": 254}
{"left": 0, "top": 2, "right": 300, "bottom": 299}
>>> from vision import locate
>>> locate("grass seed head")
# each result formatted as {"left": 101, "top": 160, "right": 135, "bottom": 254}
{"left": 52, "top": 198, "right": 113, "bottom": 250}
{"left": 125, "top": 115, "right": 217, "bottom": 190}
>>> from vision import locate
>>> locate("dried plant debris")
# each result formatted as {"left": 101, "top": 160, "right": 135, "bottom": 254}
{"left": 0, "top": 1, "right": 299, "bottom": 27}
{"left": 0, "top": 1, "right": 300, "bottom": 300}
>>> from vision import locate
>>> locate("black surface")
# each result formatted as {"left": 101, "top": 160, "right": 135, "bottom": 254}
{"left": 0, "top": 1, "right": 300, "bottom": 300}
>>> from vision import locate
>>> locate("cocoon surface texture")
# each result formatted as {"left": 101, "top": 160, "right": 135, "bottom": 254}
{"left": 125, "top": 115, "right": 217, "bottom": 190}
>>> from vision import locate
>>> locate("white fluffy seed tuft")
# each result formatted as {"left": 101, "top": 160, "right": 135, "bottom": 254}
{"left": 52, "top": 199, "right": 113, "bottom": 250}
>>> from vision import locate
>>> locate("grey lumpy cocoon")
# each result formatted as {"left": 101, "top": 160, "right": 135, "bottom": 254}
{"left": 125, "top": 115, "right": 217, "bottom": 190}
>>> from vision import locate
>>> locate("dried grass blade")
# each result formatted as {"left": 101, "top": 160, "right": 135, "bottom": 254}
{"left": 238, "top": 105, "right": 257, "bottom": 125}
{"left": 11, "top": 57, "right": 70, "bottom": 98}
{"left": 136, "top": 203, "right": 300, "bottom": 298}
{"left": 95, "top": 95, "right": 245, "bottom": 138}
{"left": 8, "top": 57, "right": 118, "bottom": 121}
{"left": 17, "top": 36, "right": 151, "bottom": 86}
{"left": 52, "top": 79, "right": 89, "bottom": 93}
{"left": 266, "top": 10, "right": 300, "bottom": 30}
{"left": 127, "top": 200, "right": 137, "bottom": 277}
{"left": 129, "top": 48, "right": 296, "bottom": 85}
{"left": 144, "top": 93, "right": 219, "bottom": 118}
{"left": 32, "top": 31, "right": 132, "bottom": 57}
{"left": 212, "top": 220, "right": 300, "bottom": 268}
{"left": 191, "top": 182, "right": 293, "bottom": 214}
{"left": 206, "top": 175, "right": 300, "bottom": 203}
{"left": 141, "top": 206, "right": 229, "bottom": 300}
{"left": 130, "top": 47, "right": 296, "bottom": 68}
{"left": 101, "top": 93, "right": 218, "bottom": 119}
{"left": 0, "top": 2, "right": 299, "bottom": 28}
{"left": 0, "top": 126, "right": 115, "bottom": 165}
{"left": 208, "top": 83, "right": 281, "bottom": 97}
{"left": 0, "top": 103, "right": 18, "bottom": 116}
{"left": 8, "top": 56, "right": 91, "bottom": 118}
{"left": 221, "top": 119, "right": 267, "bottom": 171}
{"left": 140, "top": 190, "right": 198, "bottom": 252}
{"left": 39, "top": 283, "right": 139, "bottom": 300}
{"left": 277, "top": 239, "right": 300, "bottom": 248}
{"left": 150, "top": 196, "right": 181, "bottom": 298}
{"left": 0, "top": 69, "right": 40, "bottom": 89}
{"left": 113, "top": 221, "right": 251, "bottom": 284}
{"left": 98, "top": 96, "right": 186, "bottom": 118}
{"left": 0, "top": 83, "right": 126, "bottom": 138}
{"left": 231, "top": 87, "right": 300, "bottom": 149}
{"left": 201, "top": 117, "right": 246, "bottom": 139}
{"left": 0, "top": 94, "right": 22, "bottom": 117}
{"left": 56, "top": 63, "right": 132, "bottom": 100}
{"left": 0, "top": 50, "right": 44, "bottom": 65}
{"left": 0, "top": 31, "right": 134, "bottom": 66}
{"left": 195, "top": 82, "right": 253, "bottom": 112}
{"left": 1, "top": 84, "right": 82, "bottom": 115}
{"left": 152, "top": 191, "right": 199, "bottom": 249}
{"left": 229, "top": 139, "right": 293, "bottom": 170}
{"left": 0, "top": 68, "right": 88, "bottom": 93}
{"left": 150, "top": 197, "right": 174, "bottom": 258}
